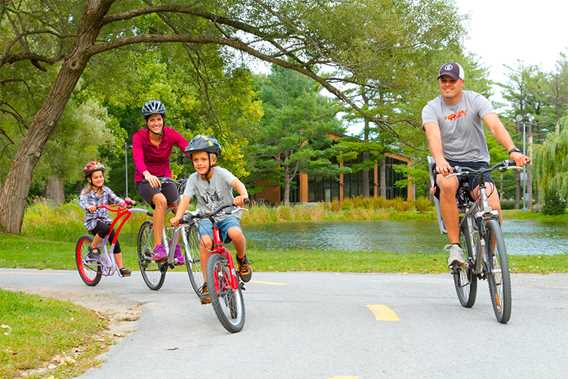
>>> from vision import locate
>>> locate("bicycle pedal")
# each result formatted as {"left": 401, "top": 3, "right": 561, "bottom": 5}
{"left": 239, "top": 282, "right": 246, "bottom": 291}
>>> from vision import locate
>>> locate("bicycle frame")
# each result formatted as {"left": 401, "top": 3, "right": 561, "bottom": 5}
{"left": 452, "top": 161, "right": 517, "bottom": 275}
{"left": 97, "top": 205, "right": 149, "bottom": 276}
{"left": 209, "top": 221, "right": 239, "bottom": 291}
{"left": 458, "top": 181, "right": 497, "bottom": 275}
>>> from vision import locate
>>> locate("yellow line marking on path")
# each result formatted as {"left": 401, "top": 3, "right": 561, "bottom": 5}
{"left": 367, "top": 304, "right": 400, "bottom": 321}
{"left": 250, "top": 280, "right": 288, "bottom": 286}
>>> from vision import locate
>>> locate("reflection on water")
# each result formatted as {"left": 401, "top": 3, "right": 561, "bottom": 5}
{"left": 246, "top": 220, "right": 568, "bottom": 255}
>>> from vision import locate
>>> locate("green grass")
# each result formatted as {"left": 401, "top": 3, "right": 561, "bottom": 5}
{"left": 2, "top": 232, "right": 568, "bottom": 274}
{"left": 0, "top": 289, "right": 108, "bottom": 378}
{"left": 503, "top": 209, "right": 568, "bottom": 223}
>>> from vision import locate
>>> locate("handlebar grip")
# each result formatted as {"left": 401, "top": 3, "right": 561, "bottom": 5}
{"left": 506, "top": 159, "right": 517, "bottom": 167}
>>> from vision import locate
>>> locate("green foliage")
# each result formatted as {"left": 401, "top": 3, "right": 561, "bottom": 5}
{"left": 247, "top": 65, "right": 344, "bottom": 201}
{"left": 534, "top": 117, "right": 568, "bottom": 199}
{"left": 542, "top": 190, "right": 566, "bottom": 215}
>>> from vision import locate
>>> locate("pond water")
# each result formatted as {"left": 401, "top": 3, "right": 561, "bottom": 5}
{"left": 245, "top": 220, "right": 568, "bottom": 255}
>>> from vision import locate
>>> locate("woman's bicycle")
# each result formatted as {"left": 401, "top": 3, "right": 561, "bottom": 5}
{"left": 188, "top": 204, "right": 247, "bottom": 333}
{"left": 136, "top": 177, "right": 204, "bottom": 293}
{"left": 429, "top": 158, "right": 519, "bottom": 324}
{"left": 75, "top": 203, "right": 149, "bottom": 286}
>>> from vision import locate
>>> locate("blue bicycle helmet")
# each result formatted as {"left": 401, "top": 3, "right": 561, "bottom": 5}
{"left": 141, "top": 100, "right": 166, "bottom": 117}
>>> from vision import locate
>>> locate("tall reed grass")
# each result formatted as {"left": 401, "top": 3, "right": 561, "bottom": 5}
{"left": 21, "top": 196, "right": 435, "bottom": 241}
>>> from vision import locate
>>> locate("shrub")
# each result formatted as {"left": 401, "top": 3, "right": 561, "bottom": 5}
{"left": 542, "top": 191, "right": 566, "bottom": 215}
{"left": 414, "top": 197, "right": 433, "bottom": 213}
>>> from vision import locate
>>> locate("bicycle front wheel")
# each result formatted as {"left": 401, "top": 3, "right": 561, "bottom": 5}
{"left": 485, "top": 219, "right": 512, "bottom": 324}
{"left": 75, "top": 235, "right": 102, "bottom": 286}
{"left": 137, "top": 221, "right": 166, "bottom": 291}
{"left": 183, "top": 224, "right": 205, "bottom": 297}
{"left": 207, "top": 254, "right": 245, "bottom": 333}
{"left": 453, "top": 216, "right": 478, "bottom": 308}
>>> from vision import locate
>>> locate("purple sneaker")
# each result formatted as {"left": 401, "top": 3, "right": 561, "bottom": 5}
{"left": 174, "top": 244, "right": 185, "bottom": 265}
{"left": 152, "top": 244, "right": 167, "bottom": 262}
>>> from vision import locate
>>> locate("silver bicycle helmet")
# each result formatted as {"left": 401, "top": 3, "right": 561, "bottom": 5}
{"left": 141, "top": 99, "right": 166, "bottom": 117}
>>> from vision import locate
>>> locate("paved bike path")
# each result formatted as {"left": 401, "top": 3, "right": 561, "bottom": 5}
{"left": 1, "top": 269, "right": 567, "bottom": 378}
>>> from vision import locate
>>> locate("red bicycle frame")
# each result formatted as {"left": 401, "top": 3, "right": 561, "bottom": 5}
{"left": 100, "top": 204, "right": 134, "bottom": 253}
{"left": 210, "top": 222, "right": 239, "bottom": 291}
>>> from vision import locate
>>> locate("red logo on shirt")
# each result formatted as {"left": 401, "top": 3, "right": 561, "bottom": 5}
{"left": 446, "top": 109, "right": 466, "bottom": 121}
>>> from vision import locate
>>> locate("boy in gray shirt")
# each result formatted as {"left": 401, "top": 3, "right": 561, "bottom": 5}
{"left": 171, "top": 135, "right": 252, "bottom": 304}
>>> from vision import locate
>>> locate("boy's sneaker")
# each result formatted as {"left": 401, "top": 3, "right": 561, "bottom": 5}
{"left": 200, "top": 283, "right": 211, "bottom": 304}
{"left": 152, "top": 244, "right": 167, "bottom": 262}
{"left": 119, "top": 267, "right": 132, "bottom": 277}
{"left": 237, "top": 255, "right": 253, "bottom": 282}
{"left": 445, "top": 244, "right": 465, "bottom": 267}
{"left": 87, "top": 247, "right": 100, "bottom": 261}
{"left": 174, "top": 244, "right": 185, "bottom": 265}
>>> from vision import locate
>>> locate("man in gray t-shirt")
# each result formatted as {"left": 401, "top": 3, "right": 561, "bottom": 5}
{"left": 422, "top": 62, "right": 529, "bottom": 267}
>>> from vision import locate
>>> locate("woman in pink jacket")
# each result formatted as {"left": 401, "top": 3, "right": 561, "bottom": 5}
{"left": 132, "top": 99, "right": 188, "bottom": 263}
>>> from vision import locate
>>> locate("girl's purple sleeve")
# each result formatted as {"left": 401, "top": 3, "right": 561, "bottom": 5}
{"left": 79, "top": 193, "right": 91, "bottom": 210}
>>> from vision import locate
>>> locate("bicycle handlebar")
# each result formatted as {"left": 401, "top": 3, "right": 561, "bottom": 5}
{"left": 181, "top": 200, "right": 249, "bottom": 224}
{"left": 448, "top": 160, "right": 518, "bottom": 178}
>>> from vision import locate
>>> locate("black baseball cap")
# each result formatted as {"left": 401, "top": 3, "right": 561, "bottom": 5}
{"left": 437, "top": 62, "right": 464, "bottom": 80}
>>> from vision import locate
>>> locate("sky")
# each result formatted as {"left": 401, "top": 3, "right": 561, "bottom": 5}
{"left": 455, "top": 0, "right": 568, "bottom": 95}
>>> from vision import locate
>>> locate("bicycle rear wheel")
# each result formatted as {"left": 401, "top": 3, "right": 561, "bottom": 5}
{"left": 75, "top": 235, "right": 102, "bottom": 286}
{"left": 485, "top": 219, "right": 512, "bottom": 324}
{"left": 137, "top": 221, "right": 166, "bottom": 290}
{"left": 207, "top": 254, "right": 245, "bottom": 333}
{"left": 453, "top": 216, "right": 478, "bottom": 308}
{"left": 183, "top": 224, "right": 205, "bottom": 297}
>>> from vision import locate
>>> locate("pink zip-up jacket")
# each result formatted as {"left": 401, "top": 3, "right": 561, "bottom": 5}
{"left": 132, "top": 127, "right": 189, "bottom": 183}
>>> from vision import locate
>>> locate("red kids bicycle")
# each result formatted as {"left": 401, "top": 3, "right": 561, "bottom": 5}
{"left": 75, "top": 203, "right": 150, "bottom": 286}
{"left": 189, "top": 204, "right": 247, "bottom": 333}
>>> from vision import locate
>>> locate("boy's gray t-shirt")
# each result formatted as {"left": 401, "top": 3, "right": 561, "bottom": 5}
{"left": 422, "top": 90, "right": 495, "bottom": 163}
{"left": 183, "top": 166, "right": 238, "bottom": 220}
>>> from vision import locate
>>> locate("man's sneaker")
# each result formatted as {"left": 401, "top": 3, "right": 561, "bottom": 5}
{"left": 174, "top": 244, "right": 185, "bottom": 265}
{"left": 87, "top": 247, "right": 100, "bottom": 261}
{"left": 200, "top": 283, "right": 211, "bottom": 304}
{"left": 152, "top": 244, "right": 167, "bottom": 262}
{"left": 119, "top": 267, "right": 132, "bottom": 277}
{"left": 445, "top": 244, "right": 465, "bottom": 267}
{"left": 237, "top": 255, "right": 253, "bottom": 283}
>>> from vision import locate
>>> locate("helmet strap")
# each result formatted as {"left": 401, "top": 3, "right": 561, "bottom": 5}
{"left": 199, "top": 154, "right": 215, "bottom": 181}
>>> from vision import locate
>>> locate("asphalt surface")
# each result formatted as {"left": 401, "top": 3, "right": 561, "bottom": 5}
{"left": 1, "top": 269, "right": 568, "bottom": 379}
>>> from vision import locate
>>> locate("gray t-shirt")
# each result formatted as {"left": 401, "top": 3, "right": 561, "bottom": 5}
{"left": 422, "top": 90, "right": 494, "bottom": 162}
{"left": 183, "top": 166, "right": 238, "bottom": 220}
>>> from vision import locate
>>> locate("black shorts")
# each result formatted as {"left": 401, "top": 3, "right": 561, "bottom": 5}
{"left": 446, "top": 160, "right": 493, "bottom": 192}
{"left": 136, "top": 180, "right": 179, "bottom": 207}
{"left": 89, "top": 221, "right": 121, "bottom": 254}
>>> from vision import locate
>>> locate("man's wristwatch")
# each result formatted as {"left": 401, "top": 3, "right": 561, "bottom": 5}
{"left": 508, "top": 147, "right": 522, "bottom": 154}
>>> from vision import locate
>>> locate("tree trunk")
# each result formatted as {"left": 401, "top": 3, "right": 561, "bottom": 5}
{"left": 361, "top": 116, "right": 370, "bottom": 197}
{"left": 45, "top": 175, "right": 65, "bottom": 205}
{"left": 283, "top": 165, "right": 290, "bottom": 206}
{"left": 0, "top": 1, "right": 112, "bottom": 233}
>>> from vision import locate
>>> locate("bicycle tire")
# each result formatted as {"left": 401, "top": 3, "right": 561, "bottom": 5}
{"left": 453, "top": 216, "right": 478, "bottom": 308}
{"left": 183, "top": 224, "right": 205, "bottom": 297}
{"left": 485, "top": 219, "right": 512, "bottom": 324}
{"left": 207, "top": 254, "right": 245, "bottom": 333}
{"left": 137, "top": 220, "right": 167, "bottom": 291}
{"left": 75, "top": 235, "right": 102, "bottom": 286}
